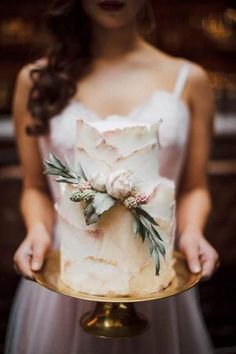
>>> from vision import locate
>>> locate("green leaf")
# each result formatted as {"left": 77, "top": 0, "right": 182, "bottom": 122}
{"left": 139, "top": 222, "right": 147, "bottom": 242}
{"left": 132, "top": 218, "right": 139, "bottom": 235}
{"left": 82, "top": 199, "right": 90, "bottom": 211}
{"left": 131, "top": 210, "right": 140, "bottom": 236}
{"left": 43, "top": 167, "right": 62, "bottom": 176}
{"left": 84, "top": 202, "right": 95, "bottom": 217}
{"left": 44, "top": 154, "right": 81, "bottom": 183}
{"left": 151, "top": 224, "right": 164, "bottom": 241}
{"left": 135, "top": 207, "right": 159, "bottom": 226}
{"left": 155, "top": 239, "right": 166, "bottom": 258}
{"left": 83, "top": 202, "right": 99, "bottom": 225}
{"left": 43, "top": 161, "right": 61, "bottom": 172}
{"left": 49, "top": 153, "right": 68, "bottom": 171}
{"left": 146, "top": 232, "right": 155, "bottom": 256}
{"left": 55, "top": 177, "right": 80, "bottom": 184}
{"left": 139, "top": 214, "right": 152, "bottom": 230}
{"left": 77, "top": 163, "right": 87, "bottom": 180}
{"left": 154, "top": 251, "right": 161, "bottom": 276}
{"left": 133, "top": 219, "right": 138, "bottom": 234}
{"left": 92, "top": 192, "right": 116, "bottom": 215}
{"left": 132, "top": 207, "right": 166, "bottom": 276}
{"left": 139, "top": 216, "right": 165, "bottom": 251}
{"left": 86, "top": 212, "right": 99, "bottom": 225}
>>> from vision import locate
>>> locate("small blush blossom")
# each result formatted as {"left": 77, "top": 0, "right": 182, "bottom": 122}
{"left": 78, "top": 180, "right": 92, "bottom": 191}
{"left": 135, "top": 192, "right": 149, "bottom": 205}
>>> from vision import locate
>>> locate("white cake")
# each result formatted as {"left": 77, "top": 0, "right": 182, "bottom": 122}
{"left": 54, "top": 118, "right": 176, "bottom": 296}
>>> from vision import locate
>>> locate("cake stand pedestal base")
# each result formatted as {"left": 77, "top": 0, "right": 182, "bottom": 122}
{"left": 80, "top": 302, "right": 149, "bottom": 338}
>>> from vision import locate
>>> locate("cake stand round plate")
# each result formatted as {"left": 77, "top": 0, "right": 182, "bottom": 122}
{"left": 32, "top": 250, "right": 201, "bottom": 302}
{"left": 33, "top": 250, "right": 201, "bottom": 338}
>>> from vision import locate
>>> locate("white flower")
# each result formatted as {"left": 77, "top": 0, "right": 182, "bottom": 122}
{"left": 105, "top": 169, "right": 135, "bottom": 200}
{"left": 89, "top": 172, "right": 107, "bottom": 192}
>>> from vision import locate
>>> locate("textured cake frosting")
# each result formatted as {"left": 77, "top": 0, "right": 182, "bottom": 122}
{"left": 56, "top": 118, "right": 176, "bottom": 296}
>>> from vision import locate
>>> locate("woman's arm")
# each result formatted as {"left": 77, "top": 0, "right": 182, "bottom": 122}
{"left": 177, "top": 64, "right": 219, "bottom": 279}
{"left": 13, "top": 64, "right": 55, "bottom": 279}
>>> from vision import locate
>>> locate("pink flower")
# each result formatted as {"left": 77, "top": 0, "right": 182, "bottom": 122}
{"left": 135, "top": 192, "right": 149, "bottom": 205}
{"left": 78, "top": 180, "right": 92, "bottom": 191}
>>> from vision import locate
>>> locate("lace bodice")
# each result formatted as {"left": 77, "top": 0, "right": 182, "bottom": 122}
{"left": 38, "top": 64, "right": 191, "bottom": 199}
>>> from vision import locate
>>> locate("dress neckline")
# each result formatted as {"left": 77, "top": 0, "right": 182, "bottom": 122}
{"left": 70, "top": 89, "right": 190, "bottom": 121}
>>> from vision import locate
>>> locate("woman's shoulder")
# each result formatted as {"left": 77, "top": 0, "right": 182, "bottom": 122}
{"left": 156, "top": 50, "right": 212, "bottom": 98}
{"left": 144, "top": 44, "right": 213, "bottom": 110}
{"left": 174, "top": 58, "right": 213, "bottom": 104}
{"left": 144, "top": 43, "right": 210, "bottom": 83}
{"left": 168, "top": 55, "right": 211, "bottom": 93}
{"left": 162, "top": 55, "right": 214, "bottom": 114}
{"left": 168, "top": 56, "right": 213, "bottom": 109}
{"left": 172, "top": 57, "right": 211, "bottom": 90}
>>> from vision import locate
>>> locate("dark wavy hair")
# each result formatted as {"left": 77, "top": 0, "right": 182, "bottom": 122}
{"left": 26, "top": 0, "right": 156, "bottom": 135}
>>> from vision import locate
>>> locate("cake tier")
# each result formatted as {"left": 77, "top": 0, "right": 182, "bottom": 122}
{"left": 57, "top": 119, "right": 176, "bottom": 296}
{"left": 74, "top": 119, "right": 161, "bottom": 190}
{"left": 57, "top": 177, "right": 176, "bottom": 296}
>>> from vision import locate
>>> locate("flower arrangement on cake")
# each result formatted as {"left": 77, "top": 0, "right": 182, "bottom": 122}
{"left": 44, "top": 153, "right": 165, "bottom": 275}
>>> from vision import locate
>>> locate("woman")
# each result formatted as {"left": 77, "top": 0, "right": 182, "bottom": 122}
{"left": 5, "top": 0, "right": 219, "bottom": 353}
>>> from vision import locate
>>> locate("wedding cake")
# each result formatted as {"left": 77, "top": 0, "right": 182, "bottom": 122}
{"left": 44, "top": 118, "right": 176, "bottom": 296}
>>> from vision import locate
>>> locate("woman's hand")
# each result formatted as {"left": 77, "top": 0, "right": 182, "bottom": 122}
{"left": 13, "top": 223, "right": 52, "bottom": 280}
{"left": 178, "top": 228, "right": 220, "bottom": 280}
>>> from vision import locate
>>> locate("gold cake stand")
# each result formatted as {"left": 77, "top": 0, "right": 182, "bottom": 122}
{"left": 32, "top": 250, "right": 201, "bottom": 338}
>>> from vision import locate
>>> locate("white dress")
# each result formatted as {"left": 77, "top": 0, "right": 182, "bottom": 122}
{"left": 5, "top": 64, "right": 214, "bottom": 354}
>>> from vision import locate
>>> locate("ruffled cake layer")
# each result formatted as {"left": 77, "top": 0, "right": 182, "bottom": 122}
{"left": 58, "top": 119, "right": 176, "bottom": 296}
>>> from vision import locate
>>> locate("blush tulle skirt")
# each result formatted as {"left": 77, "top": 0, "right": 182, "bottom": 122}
{"left": 4, "top": 276, "right": 214, "bottom": 354}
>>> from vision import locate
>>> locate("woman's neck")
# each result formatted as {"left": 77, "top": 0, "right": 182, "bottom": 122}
{"left": 91, "top": 22, "right": 142, "bottom": 60}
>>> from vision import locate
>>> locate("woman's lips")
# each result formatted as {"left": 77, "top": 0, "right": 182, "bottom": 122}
{"left": 98, "top": 1, "right": 125, "bottom": 12}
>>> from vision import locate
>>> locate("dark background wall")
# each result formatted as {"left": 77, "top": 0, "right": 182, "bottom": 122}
{"left": 0, "top": 1, "right": 236, "bottom": 353}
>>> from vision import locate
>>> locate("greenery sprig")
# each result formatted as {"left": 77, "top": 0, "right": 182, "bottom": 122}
{"left": 44, "top": 153, "right": 84, "bottom": 184}
{"left": 132, "top": 207, "right": 165, "bottom": 275}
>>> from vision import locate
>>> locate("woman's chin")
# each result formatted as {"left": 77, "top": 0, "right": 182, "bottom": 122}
{"left": 93, "top": 16, "right": 134, "bottom": 30}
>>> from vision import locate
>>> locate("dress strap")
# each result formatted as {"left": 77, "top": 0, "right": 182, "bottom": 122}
{"left": 172, "top": 64, "right": 190, "bottom": 99}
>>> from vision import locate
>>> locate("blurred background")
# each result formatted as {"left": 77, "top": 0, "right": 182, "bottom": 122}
{"left": 0, "top": 0, "right": 236, "bottom": 353}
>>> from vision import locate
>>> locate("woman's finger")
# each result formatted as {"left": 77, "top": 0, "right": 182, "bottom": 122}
{"left": 13, "top": 245, "right": 33, "bottom": 279}
{"left": 198, "top": 237, "right": 220, "bottom": 280}
{"left": 180, "top": 238, "right": 201, "bottom": 273}
{"left": 13, "top": 261, "right": 33, "bottom": 281}
{"left": 31, "top": 238, "right": 50, "bottom": 271}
